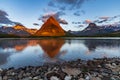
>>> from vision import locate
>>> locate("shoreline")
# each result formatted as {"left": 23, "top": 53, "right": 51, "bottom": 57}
{"left": 0, "top": 57, "right": 120, "bottom": 80}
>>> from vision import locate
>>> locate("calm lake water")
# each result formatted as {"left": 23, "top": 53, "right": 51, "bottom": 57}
{"left": 0, "top": 38, "right": 120, "bottom": 69}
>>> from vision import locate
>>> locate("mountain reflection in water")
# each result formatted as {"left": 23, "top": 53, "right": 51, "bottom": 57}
{"left": 38, "top": 39, "right": 65, "bottom": 58}
{"left": 0, "top": 38, "right": 120, "bottom": 68}
{"left": 85, "top": 39, "right": 120, "bottom": 51}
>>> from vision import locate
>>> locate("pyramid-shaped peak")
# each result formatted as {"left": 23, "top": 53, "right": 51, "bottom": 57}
{"left": 35, "top": 16, "right": 65, "bottom": 36}
{"left": 49, "top": 16, "right": 56, "bottom": 20}
{"left": 46, "top": 16, "right": 58, "bottom": 24}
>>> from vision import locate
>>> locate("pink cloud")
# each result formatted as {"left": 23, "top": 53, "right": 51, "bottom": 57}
{"left": 39, "top": 11, "right": 68, "bottom": 24}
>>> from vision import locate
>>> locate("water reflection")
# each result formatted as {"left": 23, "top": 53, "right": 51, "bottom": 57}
{"left": 0, "top": 39, "right": 38, "bottom": 51}
{"left": 0, "top": 38, "right": 120, "bottom": 68}
{"left": 0, "top": 53, "right": 10, "bottom": 65}
{"left": 38, "top": 39, "right": 65, "bottom": 58}
{"left": 84, "top": 39, "right": 120, "bottom": 51}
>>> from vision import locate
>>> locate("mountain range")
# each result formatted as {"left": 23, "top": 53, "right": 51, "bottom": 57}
{"left": 0, "top": 16, "right": 120, "bottom": 37}
{"left": 0, "top": 24, "right": 37, "bottom": 37}
{"left": 70, "top": 23, "right": 120, "bottom": 37}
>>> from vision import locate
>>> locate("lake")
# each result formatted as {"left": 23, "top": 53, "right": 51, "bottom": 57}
{"left": 0, "top": 38, "right": 120, "bottom": 69}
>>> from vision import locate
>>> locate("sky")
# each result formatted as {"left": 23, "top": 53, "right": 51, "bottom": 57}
{"left": 0, "top": 0, "right": 120, "bottom": 31}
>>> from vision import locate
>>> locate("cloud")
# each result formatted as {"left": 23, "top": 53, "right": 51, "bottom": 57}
{"left": 92, "top": 16, "right": 110, "bottom": 24}
{"left": 59, "top": 18, "right": 68, "bottom": 24}
{"left": 74, "top": 11, "right": 81, "bottom": 16}
{"left": 48, "top": 0, "right": 90, "bottom": 10}
{"left": 47, "top": 0, "right": 91, "bottom": 17}
{"left": 74, "top": 10, "right": 85, "bottom": 16}
{"left": 83, "top": 19, "right": 92, "bottom": 24}
{"left": 98, "top": 19, "right": 108, "bottom": 23}
{"left": 78, "top": 25, "right": 84, "bottom": 27}
{"left": 72, "top": 22, "right": 81, "bottom": 24}
{"left": 0, "top": 10, "right": 14, "bottom": 24}
{"left": 39, "top": 11, "right": 68, "bottom": 24}
{"left": 59, "top": 6, "right": 66, "bottom": 10}
{"left": 99, "top": 16, "right": 110, "bottom": 20}
{"left": 33, "top": 23, "right": 39, "bottom": 26}
{"left": 81, "top": 10, "right": 85, "bottom": 14}
{"left": 48, "top": 1, "right": 56, "bottom": 7}
{"left": 109, "top": 15, "right": 120, "bottom": 21}
{"left": 0, "top": 10, "right": 8, "bottom": 16}
{"left": 0, "top": 10, "right": 22, "bottom": 25}
{"left": 94, "top": 20, "right": 99, "bottom": 23}
{"left": 74, "top": 24, "right": 84, "bottom": 28}
{"left": 93, "top": 15, "right": 120, "bottom": 24}
{"left": 94, "top": 19, "right": 108, "bottom": 23}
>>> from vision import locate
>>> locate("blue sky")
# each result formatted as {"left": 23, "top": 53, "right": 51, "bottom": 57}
{"left": 0, "top": 0, "right": 120, "bottom": 31}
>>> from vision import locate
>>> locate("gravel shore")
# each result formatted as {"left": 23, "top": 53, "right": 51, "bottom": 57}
{"left": 0, "top": 58, "right": 120, "bottom": 80}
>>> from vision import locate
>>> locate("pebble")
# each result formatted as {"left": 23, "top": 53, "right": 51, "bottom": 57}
{"left": 3, "top": 76, "right": 7, "bottom": 80}
{"left": 11, "top": 72, "right": 15, "bottom": 76}
{"left": 0, "top": 76, "right": 2, "bottom": 80}
{"left": 85, "top": 76, "right": 90, "bottom": 80}
{"left": 97, "top": 65, "right": 101, "bottom": 68}
{"left": 0, "top": 68, "right": 2, "bottom": 72}
{"left": 62, "top": 67, "right": 81, "bottom": 76}
{"left": 28, "top": 77, "right": 32, "bottom": 79}
{"left": 22, "top": 77, "right": 31, "bottom": 80}
{"left": 112, "top": 71, "right": 119, "bottom": 75}
{"left": 0, "top": 58, "right": 119, "bottom": 80}
{"left": 50, "top": 76, "right": 59, "bottom": 80}
{"left": 79, "top": 78, "right": 84, "bottom": 80}
{"left": 64, "top": 75, "right": 72, "bottom": 80}
{"left": 111, "top": 77, "right": 117, "bottom": 80}
{"left": 112, "top": 63, "right": 117, "bottom": 66}
{"left": 101, "top": 72, "right": 108, "bottom": 76}
{"left": 33, "top": 76, "right": 39, "bottom": 80}
{"left": 98, "top": 75, "right": 103, "bottom": 78}
{"left": 91, "top": 77, "right": 96, "bottom": 80}
{"left": 106, "top": 64, "right": 116, "bottom": 68}
{"left": 96, "top": 77, "right": 101, "bottom": 80}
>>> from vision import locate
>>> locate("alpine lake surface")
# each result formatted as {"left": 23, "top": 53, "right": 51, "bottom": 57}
{"left": 0, "top": 37, "right": 120, "bottom": 69}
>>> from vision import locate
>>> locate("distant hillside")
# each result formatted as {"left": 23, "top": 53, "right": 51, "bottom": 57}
{"left": 99, "top": 30, "right": 120, "bottom": 37}
{"left": 0, "top": 24, "right": 38, "bottom": 37}
{"left": 0, "top": 26, "right": 30, "bottom": 37}
{"left": 69, "top": 23, "right": 120, "bottom": 37}
{"left": 0, "top": 33, "right": 20, "bottom": 38}
{"left": 13, "top": 24, "right": 37, "bottom": 35}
